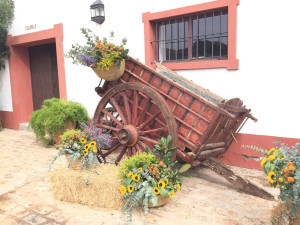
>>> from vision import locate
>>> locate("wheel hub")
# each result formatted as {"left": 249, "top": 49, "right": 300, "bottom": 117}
{"left": 117, "top": 125, "right": 139, "bottom": 146}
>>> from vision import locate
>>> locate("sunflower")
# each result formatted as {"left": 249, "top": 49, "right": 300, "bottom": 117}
{"left": 120, "top": 185, "right": 127, "bottom": 195}
{"left": 137, "top": 168, "right": 143, "bottom": 171}
{"left": 127, "top": 172, "right": 133, "bottom": 178}
{"left": 132, "top": 174, "right": 140, "bottom": 182}
{"left": 92, "top": 147, "right": 97, "bottom": 153}
{"left": 267, "top": 171, "right": 276, "bottom": 184}
{"left": 153, "top": 187, "right": 159, "bottom": 195}
{"left": 83, "top": 149, "right": 88, "bottom": 155}
{"left": 260, "top": 157, "right": 267, "bottom": 167}
{"left": 128, "top": 185, "right": 134, "bottom": 193}
{"left": 268, "top": 154, "right": 276, "bottom": 161}
{"left": 169, "top": 191, "right": 175, "bottom": 199}
{"left": 84, "top": 144, "right": 90, "bottom": 150}
{"left": 164, "top": 179, "right": 168, "bottom": 185}
{"left": 176, "top": 184, "right": 181, "bottom": 191}
{"left": 267, "top": 148, "right": 275, "bottom": 155}
{"left": 158, "top": 181, "right": 165, "bottom": 189}
{"left": 80, "top": 138, "right": 87, "bottom": 144}
{"left": 90, "top": 141, "right": 96, "bottom": 147}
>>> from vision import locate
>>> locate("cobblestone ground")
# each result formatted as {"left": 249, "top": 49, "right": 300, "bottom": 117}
{"left": 0, "top": 129, "right": 279, "bottom": 225}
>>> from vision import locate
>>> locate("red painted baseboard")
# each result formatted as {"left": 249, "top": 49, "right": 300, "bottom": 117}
{"left": 219, "top": 133, "right": 300, "bottom": 170}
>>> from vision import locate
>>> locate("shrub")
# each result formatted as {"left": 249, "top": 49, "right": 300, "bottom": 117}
{"left": 29, "top": 98, "right": 89, "bottom": 146}
{"left": 119, "top": 152, "right": 157, "bottom": 177}
{"left": 59, "top": 129, "right": 81, "bottom": 141}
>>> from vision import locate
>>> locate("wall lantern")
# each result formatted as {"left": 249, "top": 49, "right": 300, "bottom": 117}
{"left": 90, "top": 0, "right": 105, "bottom": 24}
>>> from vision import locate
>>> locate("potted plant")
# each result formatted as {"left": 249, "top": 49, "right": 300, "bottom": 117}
{"left": 119, "top": 136, "right": 184, "bottom": 223}
{"left": 49, "top": 121, "right": 112, "bottom": 184}
{"left": 29, "top": 98, "right": 90, "bottom": 146}
{"left": 65, "top": 28, "right": 129, "bottom": 81}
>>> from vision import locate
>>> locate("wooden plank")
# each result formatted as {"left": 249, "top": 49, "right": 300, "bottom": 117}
{"left": 197, "top": 147, "right": 225, "bottom": 158}
{"left": 202, "top": 157, "right": 274, "bottom": 200}
{"left": 199, "top": 142, "right": 226, "bottom": 151}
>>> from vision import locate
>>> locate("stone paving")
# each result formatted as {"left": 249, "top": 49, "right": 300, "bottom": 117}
{"left": 0, "top": 128, "right": 279, "bottom": 225}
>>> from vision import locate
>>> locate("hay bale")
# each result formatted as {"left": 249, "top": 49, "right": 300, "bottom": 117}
{"left": 48, "top": 164, "right": 123, "bottom": 210}
{"left": 271, "top": 202, "right": 300, "bottom": 225}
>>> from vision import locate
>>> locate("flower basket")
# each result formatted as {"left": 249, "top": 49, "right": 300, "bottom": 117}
{"left": 148, "top": 195, "right": 170, "bottom": 208}
{"left": 91, "top": 60, "right": 125, "bottom": 81}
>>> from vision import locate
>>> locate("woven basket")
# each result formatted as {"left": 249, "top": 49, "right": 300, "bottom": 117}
{"left": 148, "top": 195, "right": 170, "bottom": 208}
{"left": 91, "top": 59, "right": 125, "bottom": 81}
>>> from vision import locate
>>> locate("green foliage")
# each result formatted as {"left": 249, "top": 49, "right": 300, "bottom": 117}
{"left": 119, "top": 152, "right": 157, "bottom": 177}
{"left": 65, "top": 28, "right": 129, "bottom": 71}
{"left": 29, "top": 98, "right": 89, "bottom": 146}
{"left": 153, "top": 135, "right": 177, "bottom": 166}
{"left": 0, "top": 0, "right": 14, "bottom": 70}
{"left": 59, "top": 129, "right": 81, "bottom": 141}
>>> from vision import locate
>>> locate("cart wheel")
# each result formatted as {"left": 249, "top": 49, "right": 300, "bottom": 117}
{"left": 94, "top": 83, "right": 178, "bottom": 164}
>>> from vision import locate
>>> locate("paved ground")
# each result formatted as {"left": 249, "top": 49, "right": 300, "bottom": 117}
{"left": 0, "top": 129, "right": 279, "bottom": 225}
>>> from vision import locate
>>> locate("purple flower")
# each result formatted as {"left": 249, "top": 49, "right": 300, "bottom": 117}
{"left": 78, "top": 55, "right": 98, "bottom": 66}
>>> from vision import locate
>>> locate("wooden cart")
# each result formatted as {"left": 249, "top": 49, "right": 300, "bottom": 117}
{"left": 93, "top": 56, "right": 272, "bottom": 200}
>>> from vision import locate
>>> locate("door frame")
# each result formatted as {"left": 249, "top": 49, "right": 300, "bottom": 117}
{"left": 1, "top": 24, "right": 66, "bottom": 129}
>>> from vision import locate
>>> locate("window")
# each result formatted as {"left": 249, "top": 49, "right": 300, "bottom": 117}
{"left": 143, "top": 0, "right": 239, "bottom": 70}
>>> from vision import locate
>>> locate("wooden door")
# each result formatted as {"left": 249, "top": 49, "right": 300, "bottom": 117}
{"left": 29, "top": 43, "right": 59, "bottom": 111}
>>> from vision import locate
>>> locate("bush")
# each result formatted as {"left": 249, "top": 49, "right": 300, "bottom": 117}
{"left": 59, "top": 129, "right": 81, "bottom": 141}
{"left": 119, "top": 152, "right": 157, "bottom": 177}
{"left": 29, "top": 98, "right": 89, "bottom": 146}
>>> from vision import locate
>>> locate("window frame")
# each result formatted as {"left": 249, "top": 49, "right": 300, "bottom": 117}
{"left": 142, "top": 0, "right": 239, "bottom": 70}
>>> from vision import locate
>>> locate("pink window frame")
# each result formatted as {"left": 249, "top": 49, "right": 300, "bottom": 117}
{"left": 142, "top": 0, "right": 239, "bottom": 70}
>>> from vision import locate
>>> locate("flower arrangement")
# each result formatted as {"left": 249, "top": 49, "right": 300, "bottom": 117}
{"left": 119, "top": 136, "right": 183, "bottom": 223}
{"left": 244, "top": 143, "right": 300, "bottom": 224}
{"left": 49, "top": 121, "right": 112, "bottom": 185}
{"left": 65, "top": 28, "right": 129, "bottom": 71}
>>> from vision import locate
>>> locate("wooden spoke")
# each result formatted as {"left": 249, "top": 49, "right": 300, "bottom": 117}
{"left": 98, "top": 124, "right": 120, "bottom": 132}
{"left": 115, "top": 146, "right": 127, "bottom": 165}
{"left": 139, "top": 136, "right": 160, "bottom": 145}
{"left": 103, "top": 143, "right": 121, "bottom": 157}
{"left": 137, "top": 140, "right": 152, "bottom": 153}
{"left": 132, "top": 90, "right": 138, "bottom": 125}
{"left": 127, "top": 147, "right": 132, "bottom": 157}
{"left": 138, "top": 111, "right": 161, "bottom": 130}
{"left": 110, "top": 98, "right": 128, "bottom": 124}
{"left": 102, "top": 109, "right": 123, "bottom": 127}
{"left": 111, "top": 136, "right": 118, "bottom": 140}
{"left": 140, "top": 127, "right": 167, "bottom": 135}
{"left": 136, "top": 97, "right": 151, "bottom": 126}
{"left": 135, "top": 144, "right": 142, "bottom": 153}
{"left": 120, "top": 91, "right": 131, "bottom": 124}
{"left": 131, "top": 146, "right": 136, "bottom": 155}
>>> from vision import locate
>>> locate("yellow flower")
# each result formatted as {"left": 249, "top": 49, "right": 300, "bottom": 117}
{"left": 80, "top": 138, "right": 87, "bottom": 144}
{"left": 84, "top": 144, "right": 90, "bottom": 150}
{"left": 137, "top": 168, "right": 143, "bottom": 171}
{"left": 132, "top": 174, "right": 140, "bottom": 182}
{"left": 281, "top": 158, "right": 284, "bottom": 160}
{"left": 176, "top": 184, "right": 181, "bottom": 191}
{"left": 260, "top": 157, "right": 267, "bottom": 167}
{"left": 120, "top": 185, "right": 126, "bottom": 195}
{"left": 268, "top": 154, "right": 276, "bottom": 161}
{"left": 165, "top": 179, "right": 168, "bottom": 185}
{"left": 127, "top": 172, "right": 133, "bottom": 178}
{"left": 153, "top": 187, "right": 159, "bottom": 195}
{"left": 158, "top": 181, "right": 165, "bottom": 189}
{"left": 92, "top": 147, "right": 97, "bottom": 153}
{"left": 83, "top": 149, "right": 88, "bottom": 155}
{"left": 128, "top": 185, "right": 134, "bottom": 193}
{"left": 268, "top": 171, "right": 276, "bottom": 184}
{"left": 267, "top": 148, "right": 275, "bottom": 155}
{"left": 169, "top": 191, "right": 175, "bottom": 199}
{"left": 90, "top": 141, "right": 96, "bottom": 147}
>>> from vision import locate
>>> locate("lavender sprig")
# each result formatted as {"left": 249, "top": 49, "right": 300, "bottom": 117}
{"left": 78, "top": 55, "right": 98, "bottom": 66}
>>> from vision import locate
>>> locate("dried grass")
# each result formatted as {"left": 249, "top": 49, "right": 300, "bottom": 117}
{"left": 271, "top": 202, "right": 300, "bottom": 225}
{"left": 48, "top": 164, "right": 123, "bottom": 210}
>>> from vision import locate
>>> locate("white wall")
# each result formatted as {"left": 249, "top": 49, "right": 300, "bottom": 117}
{"left": 5, "top": 0, "right": 300, "bottom": 139}
{"left": 0, "top": 61, "right": 13, "bottom": 111}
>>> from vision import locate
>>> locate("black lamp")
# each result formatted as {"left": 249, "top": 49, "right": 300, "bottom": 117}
{"left": 90, "top": 0, "right": 105, "bottom": 24}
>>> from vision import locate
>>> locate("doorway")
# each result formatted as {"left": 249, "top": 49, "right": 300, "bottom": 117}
{"left": 29, "top": 43, "right": 60, "bottom": 110}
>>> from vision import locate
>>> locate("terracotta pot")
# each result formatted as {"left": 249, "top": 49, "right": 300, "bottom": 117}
{"left": 148, "top": 195, "right": 170, "bottom": 208}
{"left": 91, "top": 59, "right": 125, "bottom": 81}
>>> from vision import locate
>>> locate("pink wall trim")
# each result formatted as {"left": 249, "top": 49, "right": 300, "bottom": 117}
{"left": 1, "top": 23, "right": 66, "bottom": 129}
{"left": 142, "top": 0, "right": 240, "bottom": 70}
{"left": 220, "top": 133, "right": 300, "bottom": 170}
